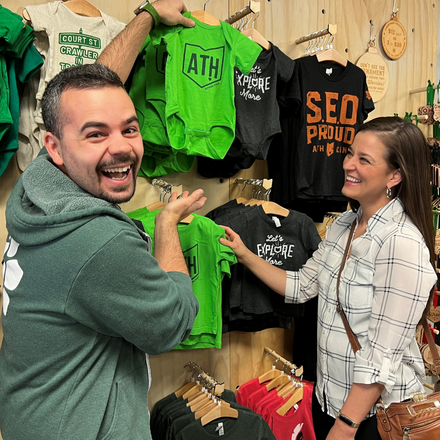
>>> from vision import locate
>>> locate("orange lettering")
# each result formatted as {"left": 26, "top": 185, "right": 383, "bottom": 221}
{"left": 326, "top": 92, "right": 338, "bottom": 123}
{"left": 319, "top": 124, "right": 327, "bottom": 140}
{"left": 307, "top": 91, "right": 322, "bottom": 123}
{"left": 327, "top": 125, "right": 334, "bottom": 140}
{"left": 307, "top": 125, "right": 318, "bottom": 144}
{"left": 343, "top": 127, "right": 356, "bottom": 144}
{"left": 340, "top": 95, "right": 359, "bottom": 125}
{"left": 335, "top": 126, "right": 344, "bottom": 142}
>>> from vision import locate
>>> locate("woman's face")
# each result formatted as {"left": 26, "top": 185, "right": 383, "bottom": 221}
{"left": 342, "top": 131, "right": 401, "bottom": 210}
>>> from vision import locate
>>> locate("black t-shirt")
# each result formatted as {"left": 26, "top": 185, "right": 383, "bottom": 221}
{"left": 268, "top": 56, "right": 374, "bottom": 207}
{"left": 233, "top": 43, "right": 295, "bottom": 160}
{"left": 222, "top": 206, "right": 321, "bottom": 318}
{"left": 175, "top": 410, "right": 276, "bottom": 440}
{"left": 197, "top": 44, "right": 295, "bottom": 178}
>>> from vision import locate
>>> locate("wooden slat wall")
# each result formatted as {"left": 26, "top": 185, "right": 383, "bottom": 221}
{"left": 0, "top": 2, "right": 438, "bottom": 432}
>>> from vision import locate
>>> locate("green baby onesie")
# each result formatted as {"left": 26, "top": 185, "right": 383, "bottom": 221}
{"left": 150, "top": 13, "right": 262, "bottom": 159}
{"left": 129, "top": 36, "right": 195, "bottom": 177}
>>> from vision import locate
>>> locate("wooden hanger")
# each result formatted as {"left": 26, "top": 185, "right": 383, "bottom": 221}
{"left": 187, "top": 391, "right": 208, "bottom": 405}
{"left": 245, "top": 198, "right": 264, "bottom": 206}
{"left": 266, "top": 372, "right": 290, "bottom": 391}
{"left": 235, "top": 197, "right": 248, "bottom": 204}
{"left": 277, "top": 378, "right": 301, "bottom": 397}
{"left": 174, "top": 380, "right": 197, "bottom": 398}
{"left": 146, "top": 201, "right": 167, "bottom": 211}
{"left": 200, "top": 401, "right": 239, "bottom": 426}
{"left": 195, "top": 401, "right": 217, "bottom": 419}
{"left": 179, "top": 214, "right": 194, "bottom": 224}
{"left": 62, "top": 0, "right": 101, "bottom": 17}
{"left": 182, "top": 383, "right": 203, "bottom": 400}
{"left": 262, "top": 201, "right": 289, "bottom": 217}
{"left": 195, "top": 398, "right": 231, "bottom": 419}
{"left": 191, "top": 10, "right": 220, "bottom": 26}
{"left": 278, "top": 382, "right": 295, "bottom": 398}
{"left": 258, "top": 366, "right": 281, "bottom": 384}
{"left": 276, "top": 384, "right": 304, "bottom": 416}
{"left": 190, "top": 395, "right": 212, "bottom": 412}
{"left": 242, "top": 29, "right": 271, "bottom": 50}
{"left": 316, "top": 47, "right": 347, "bottom": 67}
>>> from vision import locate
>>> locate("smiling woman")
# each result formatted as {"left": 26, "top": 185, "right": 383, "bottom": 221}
{"left": 220, "top": 116, "right": 437, "bottom": 440}
{"left": 341, "top": 131, "right": 402, "bottom": 221}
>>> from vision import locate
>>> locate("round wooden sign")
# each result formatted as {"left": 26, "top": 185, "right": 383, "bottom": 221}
{"left": 356, "top": 47, "right": 389, "bottom": 102}
{"left": 381, "top": 17, "right": 407, "bottom": 60}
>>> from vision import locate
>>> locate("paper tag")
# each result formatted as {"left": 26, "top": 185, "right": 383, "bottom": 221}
{"left": 272, "top": 216, "right": 281, "bottom": 228}
{"left": 215, "top": 422, "right": 224, "bottom": 436}
{"left": 326, "top": 68, "right": 332, "bottom": 76}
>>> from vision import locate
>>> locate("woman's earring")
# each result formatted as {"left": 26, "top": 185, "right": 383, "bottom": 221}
{"left": 386, "top": 187, "right": 392, "bottom": 199}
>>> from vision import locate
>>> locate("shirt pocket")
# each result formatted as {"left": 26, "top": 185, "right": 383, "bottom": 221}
{"left": 317, "top": 247, "right": 341, "bottom": 294}
{"left": 340, "top": 260, "right": 373, "bottom": 335}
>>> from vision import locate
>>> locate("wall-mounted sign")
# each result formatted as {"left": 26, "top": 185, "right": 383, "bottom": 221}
{"left": 381, "top": 17, "right": 407, "bottom": 60}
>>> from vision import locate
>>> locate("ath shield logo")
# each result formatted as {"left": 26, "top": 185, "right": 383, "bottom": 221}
{"left": 183, "top": 244, "right": 199, "bottom": 281}
{"left": 183, "top": 44, "right": 224, "bottom": 88}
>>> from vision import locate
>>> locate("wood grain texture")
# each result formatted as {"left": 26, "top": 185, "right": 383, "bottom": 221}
{"left": 0, "top": 3, "right": 437, "bottom": 431}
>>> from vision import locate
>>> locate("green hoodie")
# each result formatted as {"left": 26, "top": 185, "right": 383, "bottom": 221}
{"left": 0, "top": 154, "right": 198, "bottom": 440}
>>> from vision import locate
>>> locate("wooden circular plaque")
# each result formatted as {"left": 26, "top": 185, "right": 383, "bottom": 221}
{"left": 381, "top": 17, "right": 407, "bottom": 60}
{"left": 356, "top": 47, "right": 389, "bottom": 102}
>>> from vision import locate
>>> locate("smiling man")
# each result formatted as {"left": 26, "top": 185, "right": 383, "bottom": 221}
{"left": 44, "top": 79, "right": 143, "bottom": 204}
{"left": 0, "top": 63, "right": 206, "bottom": 439}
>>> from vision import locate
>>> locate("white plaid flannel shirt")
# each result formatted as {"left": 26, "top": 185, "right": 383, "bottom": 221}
{"left": 285, "top": 198, "right": 437, "bottom": 418}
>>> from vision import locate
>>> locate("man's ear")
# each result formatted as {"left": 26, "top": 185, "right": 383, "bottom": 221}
{"left": 389, "top": 168, "right": 402, "bottom": 188}
{"left": 44, "top": 132, "right": 64, "bottom": 167}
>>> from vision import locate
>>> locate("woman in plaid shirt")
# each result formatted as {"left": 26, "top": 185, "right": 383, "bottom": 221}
{"left": 221, "top": 117, "right": 437, "bottom": 440}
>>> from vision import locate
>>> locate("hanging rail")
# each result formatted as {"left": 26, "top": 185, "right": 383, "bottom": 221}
{"left": 224, "top": 1, "right": 260, "bottom": 24}
{"left": 151, "top": 178, "right": 183, "bottom": 201}
{"left": 184, "top": 361, "right": 225, "bottom": 396}
{"left": 264, "top": 347, "right": 304, "bottom": 378}
{"left": 295, "top": 24, "right": 337, "bottom": 45}
{"left": 234, "top": 178, "right": 273, "bottom": 200}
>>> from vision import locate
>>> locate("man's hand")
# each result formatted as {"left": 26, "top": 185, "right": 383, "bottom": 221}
{"left": 156, "top": 189, "right": 206, "bottom": 225}
{"left": 153, "top": 189, "right": 206, "bottom": 274}
{"left": 97, "top": 0, "right": 194, "bottom": 83}
{"left": 153, "top": 0, "right": 195, "bottom": 27}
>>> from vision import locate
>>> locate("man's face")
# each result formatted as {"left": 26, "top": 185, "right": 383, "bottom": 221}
{"left": 48, "top": 86, "right": 144, "bottom": 204}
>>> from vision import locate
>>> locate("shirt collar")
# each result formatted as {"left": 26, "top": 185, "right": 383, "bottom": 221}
{"left": 357, "top": 198, "right": 405, "bottom": 235}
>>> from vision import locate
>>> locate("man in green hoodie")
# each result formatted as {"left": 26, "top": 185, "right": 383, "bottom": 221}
{"left": 0, "top": 61, "right": 205, "bottom": 440}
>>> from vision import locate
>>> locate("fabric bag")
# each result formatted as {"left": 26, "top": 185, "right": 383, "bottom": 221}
{"left": 337, "top": 222, "right": 440, "bottom": 440}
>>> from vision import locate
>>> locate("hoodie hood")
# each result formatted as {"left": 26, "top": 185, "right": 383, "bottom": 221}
{"left": 6, "top": 153, "right": 135, "bottom": 246}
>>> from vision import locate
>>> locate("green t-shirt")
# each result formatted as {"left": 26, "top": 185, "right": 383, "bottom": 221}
{"left": 150, "top": 13, "right": 262, "bottom": 159}
{"left": 127, "top": 209, "right": 237, "bottom": 349}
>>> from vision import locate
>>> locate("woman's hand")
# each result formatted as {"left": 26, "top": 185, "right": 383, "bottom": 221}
{"left": 325, "top": 420, "right": 357, "bottom": 440}
{"left": 219, "top": 225, "right": 251, "bottom": 263}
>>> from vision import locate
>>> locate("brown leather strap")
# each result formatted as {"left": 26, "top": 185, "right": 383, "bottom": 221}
{"left": 336, "top": 221, "right": 362, "bottom": 354}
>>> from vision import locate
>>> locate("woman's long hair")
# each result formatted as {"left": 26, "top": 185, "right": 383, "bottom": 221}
{"left": 349, "top": 117, "right": 435, "bottom": 317}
